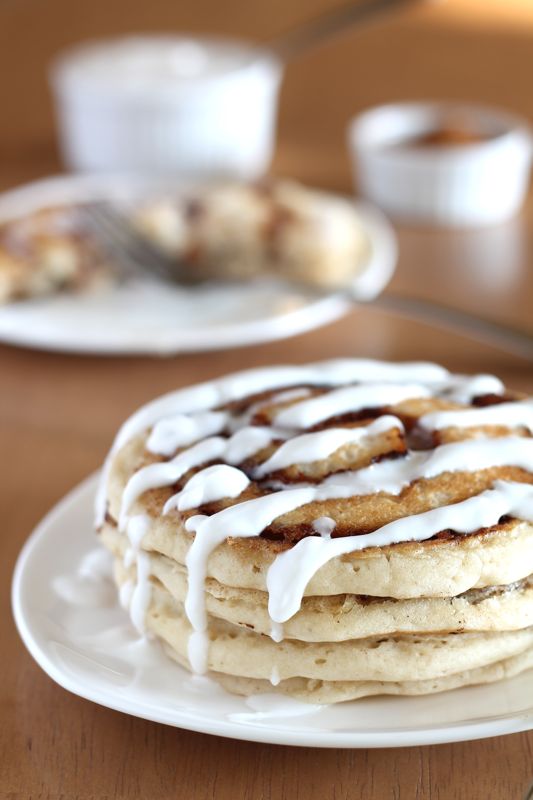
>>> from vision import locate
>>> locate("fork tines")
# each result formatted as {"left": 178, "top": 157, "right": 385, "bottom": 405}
{"left": 81, "top": 201, "right": 179, "bottom": 283}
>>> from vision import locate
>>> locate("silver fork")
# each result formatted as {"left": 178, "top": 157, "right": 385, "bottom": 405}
{"left": 81, "top": 201, "right": 182, "bottom": 283}
{"left": 373, "top": 293, "right": 533, "bottom": 363}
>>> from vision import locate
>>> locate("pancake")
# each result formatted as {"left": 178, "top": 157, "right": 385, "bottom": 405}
{"left": 96, "top": 359, "right": 533, "bottom": 702}
{"left": 0, "top": 206, "right": 110, "bottom": 302}
{"left": 128, "top": 577, "right": 533, "bottom": 684}
{"left": 134, "top": 180, "right": 370, "bottom": 288}
{"left": 104, "top": 534, "right": 533, "bottom": 640}
{"left": 212, "top": 648, "right": 533, "bottom": 704}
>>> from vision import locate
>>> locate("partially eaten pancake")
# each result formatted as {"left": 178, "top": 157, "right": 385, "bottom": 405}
{"left": 0, "top": 206, "right": 110, "bottom": 302}
{"left": 96, "top": 359, "right": 533, "bottom": 702}
{"left": 0, "top": 180, "right": 371, "bottom": 303}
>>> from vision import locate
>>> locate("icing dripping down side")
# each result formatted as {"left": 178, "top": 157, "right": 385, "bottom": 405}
{"left": 123, "top": 515, "right": 151, "bottom": 634}
{"left": 265, "top": 480, "right": 533, "bottom": 624}
{"left": 270, "top": 621, "right": 284, "bottom": 643}
{"left": 188, "top": 629, "right": 211, "bottom": 674}
{"left": 270, "top": 666, "right": 281, "bottom": 686}
{"left": 312, "top": 517, "right": 336, "bottom": 539}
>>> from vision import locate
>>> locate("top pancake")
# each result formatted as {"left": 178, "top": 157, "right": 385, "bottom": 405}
{"left": 101, "top": 360, "right": 533, "bottom": 600}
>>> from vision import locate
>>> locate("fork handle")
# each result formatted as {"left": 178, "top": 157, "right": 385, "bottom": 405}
{"left": 372, "top": 292, "right": 533, "bottom": 362}
{"left": 269, "top": 0, "right": 422, "bottom": 62}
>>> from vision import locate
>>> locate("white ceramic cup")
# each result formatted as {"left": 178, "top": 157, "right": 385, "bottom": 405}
{"left": 50, "top": 35, "right": 283, "bottom": 179}
{"left": 348, "top": 102, "right": 533, "bottom": 226}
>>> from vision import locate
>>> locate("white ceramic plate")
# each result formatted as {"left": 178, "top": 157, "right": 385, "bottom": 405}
{"left": 0, "top": 174, "right": 396, "bottom": 355}
{"left": 12, "top": 473, "right": 533, "bottom": 748}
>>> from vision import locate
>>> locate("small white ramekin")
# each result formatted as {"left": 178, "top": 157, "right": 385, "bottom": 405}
{"left": 348, "top": 102, "right": 533, "bottom": 226}
{"left": 50, "top": 35, "right": 283, "bottom": 179}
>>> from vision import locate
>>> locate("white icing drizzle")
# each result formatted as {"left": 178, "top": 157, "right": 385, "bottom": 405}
{"left": 234, "top": 694, "right": 324, "bottom": 719}
{"left": 52, "top": 548, "right": 115, "bottom": 607}
{"left": 96, "top": 359, "right": 452, "bottom": 525}
{"left": 187, "top": 629, "right": 210, "bottom": 674}
{"left": 124, "top": 514, "right": 148, "bottom": 568}
{"left": 184, "top": 489, "right": 316, "bottom": 673}
{"left": 270, "top": 621, "right": 284, "bottom": 643}
{"left": 265, "top": 480, "right": 533, "bottom": 624}
{"left": 119, "top": 580, "right": 134, "bottom": 610}
{"left": 420, "top": 400, "right": 533, "bottom": 433}
{"left": 267, "top": 388, "right": 312, "bottom": 404}
{"left": 164, "top": 464, "right": 250, "bottom": 512}
{"left": 312, "top": 516, "right": 336, "bottom": 539}
{"left": 238, "top": 387, "right": 312, "bottom": 424}
{"left": 119, "top": 438, "right": 225, "bottom": 529}
{"left": 438, "top": 374, "right": 505, "bottom": 404}
{"left": 122, "top": 515, "right": 151, "bottom": 634}
{"left": 185, "top": 513, "right": 208, "bottom": 532}
{"left": 315, "top": 436, "right": 533, "bottom": 497}
{"left": 270, "top": 666, "right": 281, "bottom": 686}
{"left": 254, "top": 415, "right": 403, "bottom": 477}
{"left": 224, "top": 426, "right": 284, "bottom": 464}
{"left": 77, "top": 547, "right": 114, "bottom": 581}
{"left": 147, "top": 411, "right": 228, "bottom": 456}
{"left": 129, "top": 552, "right": 151, "bottom": 634}
{"left": 120, "top": 427, "right": 281, "bottom": 529}
{"left": 273, "top": 384, "right": 431, "bottom": 430}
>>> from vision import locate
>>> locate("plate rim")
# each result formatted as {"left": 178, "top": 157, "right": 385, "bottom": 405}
{"left": 0, "top": 174, "right": 396, "bottom": 356}
{"left": 11, "top": 472, "right": 533, "bottom": 748}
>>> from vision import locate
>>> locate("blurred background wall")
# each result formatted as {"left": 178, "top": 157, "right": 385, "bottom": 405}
{"left": 1, "top": 0, "right": 532, "bottom": 189}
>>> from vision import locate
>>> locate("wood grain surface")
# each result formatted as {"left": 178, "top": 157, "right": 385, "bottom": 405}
{"left": 2, "top": 1, "right": 533, "bottom": 797}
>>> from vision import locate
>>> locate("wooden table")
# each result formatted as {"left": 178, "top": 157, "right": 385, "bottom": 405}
{"left": 2, "top": 1, "right": 533, "bottom": 795}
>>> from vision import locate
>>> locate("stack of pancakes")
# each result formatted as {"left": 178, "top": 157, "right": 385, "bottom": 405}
{"left": 98, "top": 360, "right": 533, "bottom": 703}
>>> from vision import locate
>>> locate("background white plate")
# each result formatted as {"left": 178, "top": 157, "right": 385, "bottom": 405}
{"left": 12, "top": 473, "right": 533, "bottom": 748}
{"left": 0, "top": 174, "right": 397, "bottom": 355}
